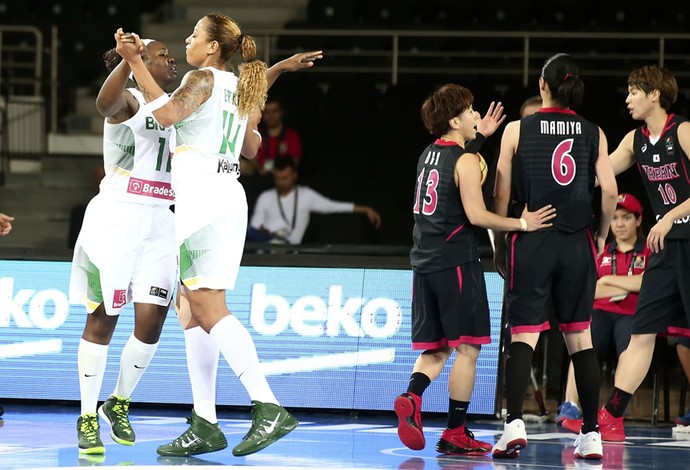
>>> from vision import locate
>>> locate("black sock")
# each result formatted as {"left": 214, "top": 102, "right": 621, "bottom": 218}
{"left": 571, "top": 348, "right": 600, "bottom": 434}
{"left": 605, "top": 387, "right": 632, "bottom": 418}
{"left": 407, "top": 372, "right": 431, "bottom": 397}
{"left": 447, "top": 399, "right": 469, "bottom": 429}
{"left": 505, "top": 341, "right": 534, "bottom": 423}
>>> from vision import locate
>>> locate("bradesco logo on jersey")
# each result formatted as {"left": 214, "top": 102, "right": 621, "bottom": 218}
{"left": 248, "top": 283, "right": 402, "bottom": 338}
{"left": 127, "top": 177, "right": 175, "bottom": 200}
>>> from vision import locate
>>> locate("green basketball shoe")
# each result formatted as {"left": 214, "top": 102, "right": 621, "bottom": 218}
{"left": 156, "top": 410, "right": 228, "bottom": 457}
{"left": 232, "top": 401, "right": 298, "bottom": 457}
{"left": 77, "top": 413, "right": 105, "bottom": 455}
{"left": 98, "top": 395, "right": 135, "bottom": 445}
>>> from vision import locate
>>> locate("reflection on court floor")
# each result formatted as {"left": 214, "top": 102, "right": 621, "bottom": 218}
{"left": 1, "top": 404, "right": 689, "bottom": 469}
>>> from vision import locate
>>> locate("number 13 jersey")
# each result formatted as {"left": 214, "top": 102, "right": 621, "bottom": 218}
{"left": 410, "top": 140, "right": 479, "bottom": 274}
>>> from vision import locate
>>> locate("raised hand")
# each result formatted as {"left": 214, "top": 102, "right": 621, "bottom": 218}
{"left": 280, "top": 50, "right": 324, "bottom": 72}
{"left": 114, "top": 28, "right": 143, "bottom": 61}
{"left": 476, "top": 101, "right": 506, "bottom": 138}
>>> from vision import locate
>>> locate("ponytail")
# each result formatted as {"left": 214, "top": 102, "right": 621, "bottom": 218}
{"left": 541, "top": 53, "right": 585, "bottom": 109}
{"left": 236, "top": 34, "right": 267, "bottom": 118}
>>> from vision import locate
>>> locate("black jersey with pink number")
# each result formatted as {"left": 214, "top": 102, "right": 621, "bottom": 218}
{"left": 634, "top": 114, "right": 690, "bottom": 239}
{"left": 410, "top": 140, "right": 479, "bottom": 274}
{"left": 512, "top": 108, "right": 600, "bottom": 233}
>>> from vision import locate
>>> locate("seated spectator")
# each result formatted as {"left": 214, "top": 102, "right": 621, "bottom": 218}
{"left": 249, "top": 156, "right": 381, "bottom": 244}
{"left": 240, "top": 99, "right": 305, "bottom": 215}
{"left": 242, "top": 98, "right": 303, "bottom": 176}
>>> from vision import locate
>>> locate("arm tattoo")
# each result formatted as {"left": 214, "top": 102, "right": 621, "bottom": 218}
{"left": 170, "top": 70, "right": 213, "bottom": 120}
{"left": 138, "top": 84, "right": 157, "bottom": 102}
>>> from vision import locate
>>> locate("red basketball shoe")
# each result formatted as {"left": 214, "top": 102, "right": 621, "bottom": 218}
{"left": 394, "top": 393, "right": 425, "bottom": 450}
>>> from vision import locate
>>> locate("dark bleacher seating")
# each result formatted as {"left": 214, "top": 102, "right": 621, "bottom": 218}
{"left": 356, "top": 0, "right": 415, "bottom": 29}
{"left": 307, "top": 0, "right": 359, "bottom": 28}
{"left": 299, "top": 0, "right": 684, "bottom": 32}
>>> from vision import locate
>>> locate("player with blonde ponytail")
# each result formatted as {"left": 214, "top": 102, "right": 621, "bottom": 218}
{"left": 115, "top": 13, "right": 321, "bottom": 457}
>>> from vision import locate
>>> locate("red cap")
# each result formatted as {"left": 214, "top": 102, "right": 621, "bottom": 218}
{"left": 616, "top": 193, "right": 642, "bottom": 216}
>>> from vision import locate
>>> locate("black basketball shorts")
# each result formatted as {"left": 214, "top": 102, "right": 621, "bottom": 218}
{"left": 505, "top": 229, "right": 597, "bottom": 334}
{"left": 411, "top": 260, "right": 491, "bottom": 350}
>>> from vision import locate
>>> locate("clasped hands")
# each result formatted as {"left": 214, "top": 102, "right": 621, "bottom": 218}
{"left": 114, "top": 28, "right": 144, "bottom": 61}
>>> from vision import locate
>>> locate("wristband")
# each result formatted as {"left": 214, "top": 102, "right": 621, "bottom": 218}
{"left": 519, "top": 218, "right": 527, "bottom": 231}
{"left": 147, "top": 93, "right": 170, "bottom": 112}
{"left": 464, "top": 132, "right": 485, "bottom": 154}
{"left": 252, "top": 129, "right": 262, "bottom": 143}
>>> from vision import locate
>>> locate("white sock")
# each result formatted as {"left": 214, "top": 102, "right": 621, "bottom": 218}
{"left": 184, "top": 326, "right": 220, "bottom": 423}
{"left": 113, "top": 334, "right": 158, "bottom": 399}
{"left": 78, "top": 339, "right": 109, "bottom": 415}
{"left": 209, "top": 315, "right": 278, "bottom": 405}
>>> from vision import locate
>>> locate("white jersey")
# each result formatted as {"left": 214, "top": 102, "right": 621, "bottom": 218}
{"left": 172, "top": 67, "right": 247, "bottom": 177}
{"left": 170, "top": 67, "right": 249, "bottom": 289}
{"left": 100, "top": 88, "right": 175, "bottom": 205}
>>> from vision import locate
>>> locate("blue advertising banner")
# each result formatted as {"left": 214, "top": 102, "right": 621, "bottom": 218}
{"left": 0, "top": 260, "right": 504, "bottom": 416}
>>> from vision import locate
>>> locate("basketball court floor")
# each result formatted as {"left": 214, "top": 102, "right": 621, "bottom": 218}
{"left": 1, "top": 403, "right": 689, "bottom": 470}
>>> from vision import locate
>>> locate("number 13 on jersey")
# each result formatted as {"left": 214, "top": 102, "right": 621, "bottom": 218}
{"left": 413, "top": 168, "right": 440, "bottom": 215}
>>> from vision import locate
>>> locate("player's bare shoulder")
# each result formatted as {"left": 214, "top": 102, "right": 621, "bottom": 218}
{"left": 677, "top": 119, "right": 690, "bottom": 155}
{"left": 499, "top": 119, "right": 521, "bottom": 157}
{"left": 678, "top": 119, "right": 690, "bottom": 136}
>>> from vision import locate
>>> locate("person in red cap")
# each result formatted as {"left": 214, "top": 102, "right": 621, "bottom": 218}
{"left": 557, "top": 193, "right": 651, "bottom": 432}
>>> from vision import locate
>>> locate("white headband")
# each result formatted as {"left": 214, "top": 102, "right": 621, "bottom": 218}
{"left": 129, "top": 38, "right": 154, "bottom": 81}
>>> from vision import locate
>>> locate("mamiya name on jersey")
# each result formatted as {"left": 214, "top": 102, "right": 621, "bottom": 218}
{"left": 217, "top": 158, "right": 240, "bottom": 176}
{"left": 540, "top": 120, "right": 582, "bottom": 135}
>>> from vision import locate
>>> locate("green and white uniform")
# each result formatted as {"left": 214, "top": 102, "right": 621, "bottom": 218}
{"left": 172, "top": 67, "right": 247, "bottom": 290}
{"left": 69, "top": 88, "right": 177, "bottom": 315}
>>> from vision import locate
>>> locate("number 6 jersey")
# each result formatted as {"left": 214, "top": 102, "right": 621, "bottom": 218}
{"left": 512, "top": 108, "right": 599, "bottom": 232}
